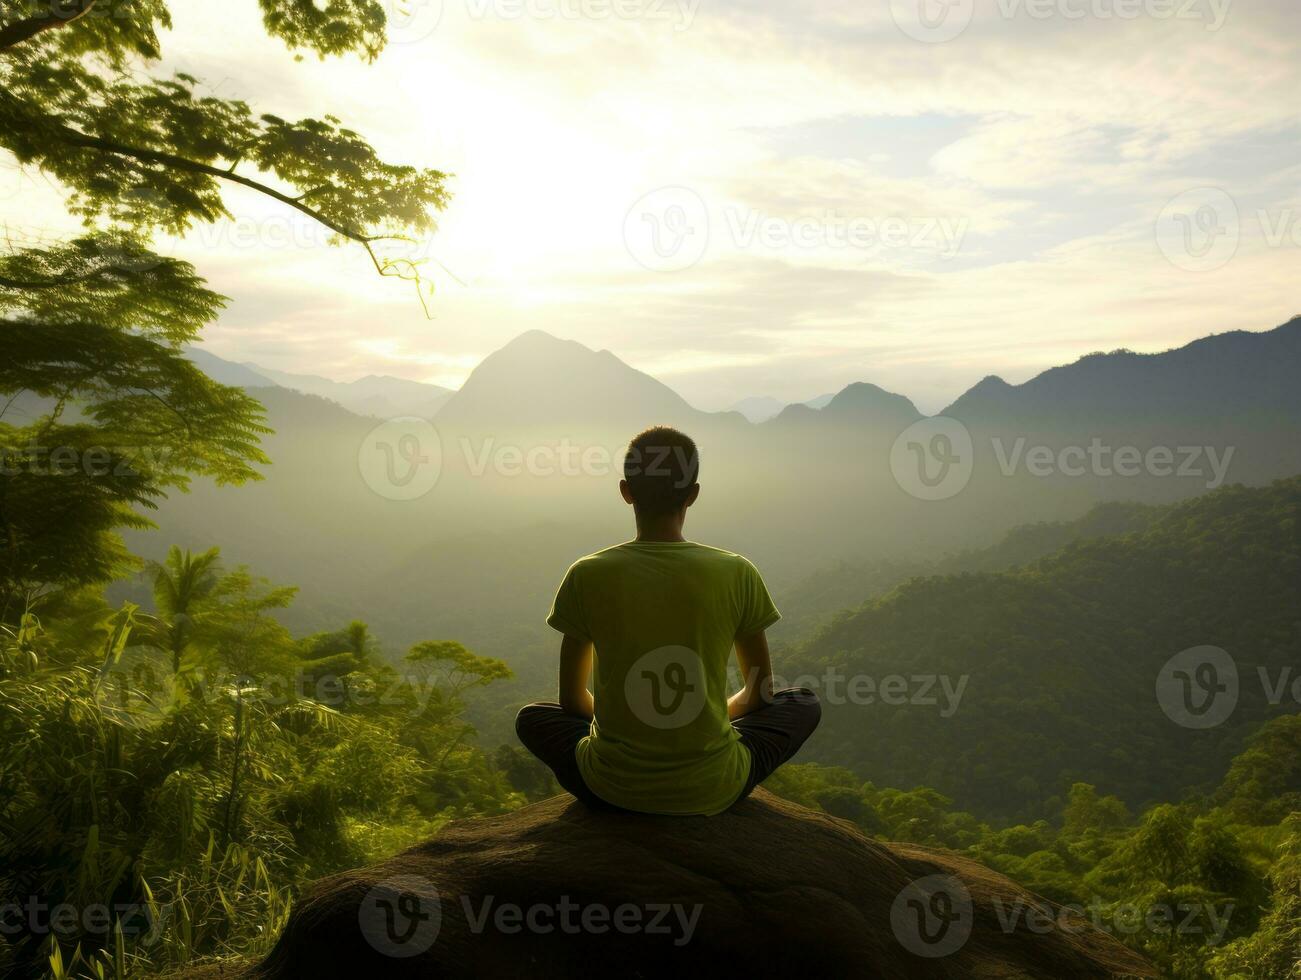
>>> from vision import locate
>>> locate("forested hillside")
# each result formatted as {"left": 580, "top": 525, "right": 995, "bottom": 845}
{"left": 771, "top": 499, "right": 1160, "bottom": 643}
{"left": 769, "top": 712, "right": 1301, "bottom": 980}
{"left": 789, "top": 478, "right": 1300, "bottom": 822}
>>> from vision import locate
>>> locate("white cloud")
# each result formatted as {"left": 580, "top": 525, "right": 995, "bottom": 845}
{"left": 3, "top": 0, "right": 1296, "bottom": 410}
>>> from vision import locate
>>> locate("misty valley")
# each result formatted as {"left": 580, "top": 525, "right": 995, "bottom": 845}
{"left": 10, "top": 317, "right": 1296, "bottom": 977}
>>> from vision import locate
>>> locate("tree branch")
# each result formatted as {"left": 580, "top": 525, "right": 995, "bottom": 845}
{"left": 45, "top": 118, "right": 376, "bottom": 243}
{"left": 0, "top": 272, "right": 86, "bottom": 290}
{"left": 0, "top": 258, "right": 176, "bottom": 290}
{"left": 0, "top": 0, "right": 98, "bottom": 54}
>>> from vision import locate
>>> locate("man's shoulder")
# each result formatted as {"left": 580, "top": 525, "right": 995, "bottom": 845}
{"left": 681, "top": 543, "right": 765, "bottom": 584}
{"left": 685, "top": 541, "right": 755, "bottom": 567}
{"left": 573, "top": 542, "right": 628, "bottom": 563}
{"left": 563, "top": 543, "right": 629, "bottom": 574}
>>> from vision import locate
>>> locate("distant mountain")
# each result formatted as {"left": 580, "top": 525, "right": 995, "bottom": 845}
{"left": 143, "top": 319, "right": 1301, "bottom": 666}
{"left": 184, "top": 348, "right": 276, "bottom": 388}
{"left": 434, "top": 330, "right": 710, "bottom": 432}
{"left": 819, "top": 382, "right": 920, "bottom": 426}
{"left": 928, "top": 316, "right": 1301, "bottom": 518}
{"left": 248, "top": 364, "right": 453, "bottom": 420}
{"left": 763, "top": 382, "right": 919, "bottom": 436}
{"left": 728, "top": 396, "right": 785, "bottom": 423}
{"left": 943, "top": 316, "right": 1301, "bottom": 425}
{"left": 183, "top": 348, "right": 454, "bottom": 419}
{"left": 187, "top": 317, "right": 1301, "bottom": 439}
{"left": 728, "top": 392, "right": 840, "bottom": 423}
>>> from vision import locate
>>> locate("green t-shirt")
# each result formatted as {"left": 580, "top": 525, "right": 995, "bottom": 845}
{"left": 546, "top": 540, "right": 781, "bottom": 816}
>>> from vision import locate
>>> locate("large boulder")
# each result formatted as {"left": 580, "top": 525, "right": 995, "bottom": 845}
{"left": 243, "top": 790, "right": 1153, "bottom": 978}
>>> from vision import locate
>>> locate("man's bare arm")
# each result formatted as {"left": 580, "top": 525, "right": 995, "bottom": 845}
{"left": 729, "top": 629, "right": 774, "bottom": 720}
{"left": 558, "top": 633, "right": 595, "bottom": 719}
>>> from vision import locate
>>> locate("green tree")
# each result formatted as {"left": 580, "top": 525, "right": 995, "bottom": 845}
{"left": 0, "top": 2, "right": 450, "bottom": 615}
{"left": 1062, "top": 782, "right": 1131, "bottom": 840}
{"left": 405, "top": 640, "right": 515, "bottom": 702}
{"left": 145, "top": 545, "right": 223, "bottom": 673}
{"left": 1214, "top": 714, "right": 1301, "bottom": 825}
{"left": 1087, "top": 805, "right": 1265, "bottom": 978}
{"left": 1209, "top": 814, "right": 1301, "bottom": 980}
{"left": 398, "top": 640, "right": 514, "bottom": 805}
{"left": 295, "top": 619, "right": 377, "bottom": 701}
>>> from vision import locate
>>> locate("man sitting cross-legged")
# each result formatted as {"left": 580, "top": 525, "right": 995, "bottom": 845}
{"left": 516, "top": 425, "right": 820, "bottom": 816}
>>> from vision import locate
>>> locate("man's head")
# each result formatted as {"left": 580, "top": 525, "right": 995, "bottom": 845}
{"left": 620, "top": 426, "right": 700, "bottom": 520}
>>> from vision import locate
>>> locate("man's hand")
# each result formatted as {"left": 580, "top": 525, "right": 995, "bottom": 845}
{"left": 559, "top": 633, "right": 595, "bottom": 719}
{"left": 729, "top": 629, "right": 774, "bottom": 720}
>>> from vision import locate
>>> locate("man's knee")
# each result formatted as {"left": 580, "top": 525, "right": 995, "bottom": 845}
{"left": 776, "top": 687, "right": 821, "bottom": 739}
{"left": 514, "top": 702, "right": 556, "bottom": 747}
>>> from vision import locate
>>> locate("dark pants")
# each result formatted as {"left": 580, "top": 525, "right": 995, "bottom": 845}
{"left": 514, "top": 688, "right": 822, "bottom": 812}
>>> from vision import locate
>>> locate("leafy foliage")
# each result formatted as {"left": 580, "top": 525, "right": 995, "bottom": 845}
{"left": 788, "top": 478, "right": 1301, "bottom": 821}
{"left": 767, "top": 753, "right": 1295, "bottom": 980}
{"left": 0, "top": 0, "right": 452, "bottom": 617}
{"left": 0, "top": 548, "right": 534, "bottom": 977}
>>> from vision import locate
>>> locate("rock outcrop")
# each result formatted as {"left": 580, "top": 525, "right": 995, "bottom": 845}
{"left": 241, "top": 790, "right": 1154, "bottom": 978}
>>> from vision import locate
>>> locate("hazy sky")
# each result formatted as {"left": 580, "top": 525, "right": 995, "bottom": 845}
{"left": 6, "top": 0, "right": 1298, "bottom": 412}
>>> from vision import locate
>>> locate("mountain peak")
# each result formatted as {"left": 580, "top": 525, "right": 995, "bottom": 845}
{"left": 184, "top": 348, "right": 276, "bottom": 388}
{"left": 435, "top": 332, "right": 699, "bottom": 430}
{"left": 970, "top": 375, "right": 1011, "bottom": 392}
{"left": 497, "top": 329, "right": 584, "bottom": 356}
{"left": 943, "top": 317, "right": 1301, "bottom": 421}
{"left": 355, "top": 373, "right": 407, "bottom": 384}
{"left": 767, "top": 401, "right": 822, "bottom": 425}
{"left": 732, "top": 394, "right": 838, "bottom": 423}
{"left": 823, "top": 382, "right": 921, "bottom": 423}
{"left": 941, "top": 374, "right": 1017, "bottom": 418}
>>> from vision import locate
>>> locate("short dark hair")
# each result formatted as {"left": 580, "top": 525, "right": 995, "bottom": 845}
{"left": 623, "top": 426, "right": 699, "bottom": 516}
